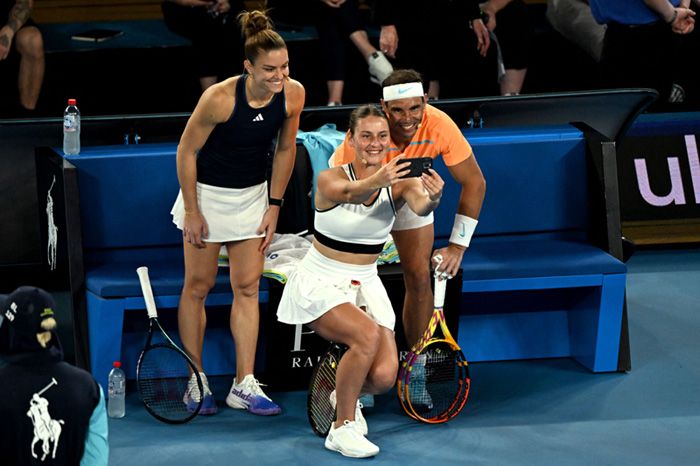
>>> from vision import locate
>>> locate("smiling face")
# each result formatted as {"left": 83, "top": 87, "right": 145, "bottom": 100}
{"left": 349, "top": 115, "right": 391, "bottom": 167}
{"left": 381, "top": 96, "right": 426, "bottom": 143}
{"left": 245, "top": 47, "right": 290, "bottom": 94}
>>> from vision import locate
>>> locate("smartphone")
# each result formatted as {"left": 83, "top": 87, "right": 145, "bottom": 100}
{"left": 398, "top": 157, "right": 433, "bottom": 179}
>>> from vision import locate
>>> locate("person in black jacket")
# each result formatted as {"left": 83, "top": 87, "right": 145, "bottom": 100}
{"left": 0, "top": 286, "right": 108, "bottom": 465}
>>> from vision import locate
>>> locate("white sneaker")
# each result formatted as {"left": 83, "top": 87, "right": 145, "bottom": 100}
{"left": 329, "top": 389, "right": 368, "bottom": 435}
{"left": 226, "top": 374, "right": 281, "bottom": 415}
{"left": 325, "top": 420, "right": 379, "bottom": 458}
{"left": 368, "top": 51, "right": 393, "bottom": 85}
{"left": 183, "top": 372, "right": 218, "bottom": 415}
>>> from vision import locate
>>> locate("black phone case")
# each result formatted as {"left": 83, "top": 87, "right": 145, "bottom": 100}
{"left": 398, "top": 157, "right": 433, "bottom": 178}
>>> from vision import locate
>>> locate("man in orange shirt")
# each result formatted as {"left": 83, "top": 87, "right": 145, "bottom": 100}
{"left": 330, "top": 69, "right": 486, "bottom": 349}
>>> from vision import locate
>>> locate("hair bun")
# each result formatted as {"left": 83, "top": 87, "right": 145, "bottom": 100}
{"left": 238, "top": 10, "right": 275, "bottom": 39}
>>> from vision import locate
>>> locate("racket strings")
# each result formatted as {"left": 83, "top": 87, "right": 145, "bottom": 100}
{"left": 406, "top": 343, "right": 468, "bottom": 421}
{"left": 308, "top": 345, "right": 346, "bottom": 436}
{"left": 138, "top": 345, "right": 195, "bottom": 422}
{"left": 308, "top": 357, "right": 337, "bottom": 435}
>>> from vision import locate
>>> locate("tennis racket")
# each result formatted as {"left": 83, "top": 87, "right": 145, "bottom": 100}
{"left": 307, "top": 342, "right": 346, "bottom": 436}
{"left": 136, "top": 266, "right": 203, "bottom": 424}
{"left": 397, "top": 258, "right": 470, "bottom": 423}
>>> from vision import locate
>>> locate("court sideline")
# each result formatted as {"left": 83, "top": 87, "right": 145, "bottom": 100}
{"left": 107, "top": 247, "right": 700, "bottom": 465}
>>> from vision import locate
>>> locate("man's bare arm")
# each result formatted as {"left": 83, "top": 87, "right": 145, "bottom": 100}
{"left": 7, "top": 0, "right": 32, "bottom": 33}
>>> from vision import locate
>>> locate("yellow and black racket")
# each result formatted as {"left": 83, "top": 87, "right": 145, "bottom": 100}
{"left": 397, "top": 259, "right": 470, "bottom": 423}
{"left": 307, "top": 342, "right": 346, "bottom": 436}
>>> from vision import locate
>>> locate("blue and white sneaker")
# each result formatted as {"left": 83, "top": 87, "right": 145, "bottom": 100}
{"left": 226, "top": 374, "right": 281, "bottom": 416}
{"left": 183, "top": 372, "right": 218, "bottom": 415}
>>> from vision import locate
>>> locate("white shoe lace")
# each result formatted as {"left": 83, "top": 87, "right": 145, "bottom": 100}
{"left": 241, "top": 375, "right": 271, "bottom": 400}
{"left": 187, "top": 372, "right": 212, "bottom": 401}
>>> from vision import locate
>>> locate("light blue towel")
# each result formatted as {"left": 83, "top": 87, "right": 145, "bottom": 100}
{"left": 296, "top": 124, "right": 346, "bottom": 205}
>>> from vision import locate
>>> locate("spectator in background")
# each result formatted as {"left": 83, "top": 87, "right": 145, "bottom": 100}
{"left": 0, "top": 287, "right": 108, "bottom": 465}
{"left": 478, "top": 0, "right": 534, "bottom": 96}
{"left": 377, "top": 0, "right": 531, "bottom": 98}
{"left": 588, "top": 0, "right": 696, "bottom": 106}
{"left": 375, "top": 0, "right": 491, "bottom": 99}
{"left": 162, "top": 0, "right": 245, "bottom": 91}
{"left": 669, "top": 2, "right": 700, "bottom": 106}
{"left": 315, "top": 0, "right": 393, "bottom": 106}
{"left": 546, "top": 0, "right": 606, "bottom": 63}
{"left": 0, "top": 0, "right": 44, "bottom": 114}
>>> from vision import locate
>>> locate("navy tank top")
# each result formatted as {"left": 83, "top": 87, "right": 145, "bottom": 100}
{"left": 197, "top": 74, "right": 287, "bottom": 188}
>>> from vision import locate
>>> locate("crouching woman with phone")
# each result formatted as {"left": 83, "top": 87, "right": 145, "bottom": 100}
{"left": 277, "top": 104, "right": 444, "bottom": 458}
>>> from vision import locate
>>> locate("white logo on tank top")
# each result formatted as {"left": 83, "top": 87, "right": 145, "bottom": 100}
{"left": 253, "top": 113, "right": 264, "bottom": 122}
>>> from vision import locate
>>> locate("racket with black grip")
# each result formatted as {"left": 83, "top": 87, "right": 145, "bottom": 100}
{"left": 397, "top": 259, "right": 470, "bottom": 423}
{"left": 136, "top": 266, "right": 203, "bottom": 424}
{"left": 307, "top": 342, "right": 347, "bottom": 436}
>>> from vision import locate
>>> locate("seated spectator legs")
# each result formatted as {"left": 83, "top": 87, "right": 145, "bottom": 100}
{"left": 590, "top": 0, "right": 696, "bottom": 108}
{"left": 15, "top": 23, "right": 43, "bottom": 111}
{"left": 1, "top": 0, "right": 45, "bottom": 113}
{"left": 381, "top": 0, "right": 489, "bottom": 99}
{"left": 315, "top": 4, "right": 348, "bottom": 105}
{"left": 315, "top": 0, "right": 392, "bottom": 105}
{"left": 499, "top": 69, "right": 526, "bottom": 96}
{"left": 377, "top": 4, "right": 440, "bottom": 98}
{"left": 161, "top": 0, "right": 244, "bottom": 92}
{"left": 484, "top": 0, "right": 533, "bottom": 96}
{"left": 600, "top": 22, "right": 674, "bottom": 104}
{"left": 546, "top": 0, "right": 606, "bottom": 63}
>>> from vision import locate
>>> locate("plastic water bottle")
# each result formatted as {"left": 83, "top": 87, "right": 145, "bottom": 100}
{"left": 63, "top": 98, "right": 81, "bottom": 155}
{"left": 108, "top": 361, "right": 126, "bottom": 418}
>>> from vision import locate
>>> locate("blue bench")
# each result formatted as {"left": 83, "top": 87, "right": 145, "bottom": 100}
{"left": 65, "top": 143, "right": 271, "bottom": 392}
{"left": 66, "top": 123, "right": 627, "bottom": 392}
{"left": 432, "top": 125, "right": 626, "bottom": 372}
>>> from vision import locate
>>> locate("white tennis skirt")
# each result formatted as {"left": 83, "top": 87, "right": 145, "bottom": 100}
{"left": 393, "top": 202, "right": 434, "bottom": 231}
{"left": 277, "top": 245, "right": 396, "bottom": 330}
{"left": 171, "top": 181, "right": 267, "bottom": 243}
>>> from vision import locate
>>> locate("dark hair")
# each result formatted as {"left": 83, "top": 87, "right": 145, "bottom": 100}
{"left": 237, "top": 10, "right": 286, "bottom": 63}
{"left": 348, "top": 104, "right": 387, "bottom": 135}
{"left": 382, "top": 69, "right": 424, "bottom": 88}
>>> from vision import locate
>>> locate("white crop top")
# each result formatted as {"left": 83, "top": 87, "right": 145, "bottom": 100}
{"left": 314, "top": 164, "right": 396, "bottom": 254}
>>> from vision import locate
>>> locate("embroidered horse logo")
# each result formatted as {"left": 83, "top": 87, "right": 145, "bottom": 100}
{"left": 26, "top": 378, "right": 64, "bottom": 461}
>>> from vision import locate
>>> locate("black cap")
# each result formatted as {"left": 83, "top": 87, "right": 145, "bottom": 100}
{"left": 0, "top": 286, "right": 58, "bottom": 354}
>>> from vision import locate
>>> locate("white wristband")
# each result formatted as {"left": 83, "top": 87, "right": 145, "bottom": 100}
{"left": 449, "top": 214, "right": 478, "bottom": 248}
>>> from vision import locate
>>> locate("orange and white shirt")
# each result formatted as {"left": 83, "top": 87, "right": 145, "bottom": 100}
{"left": 329, "top": 104, "right": 473, "bottom": 167}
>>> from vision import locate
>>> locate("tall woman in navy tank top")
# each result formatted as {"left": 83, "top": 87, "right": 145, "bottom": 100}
{"left": 170, "top": 9, "right": 305, "bottom": 416}
{"left": 277, "top": 105, "right": 444, "bottom": 457}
